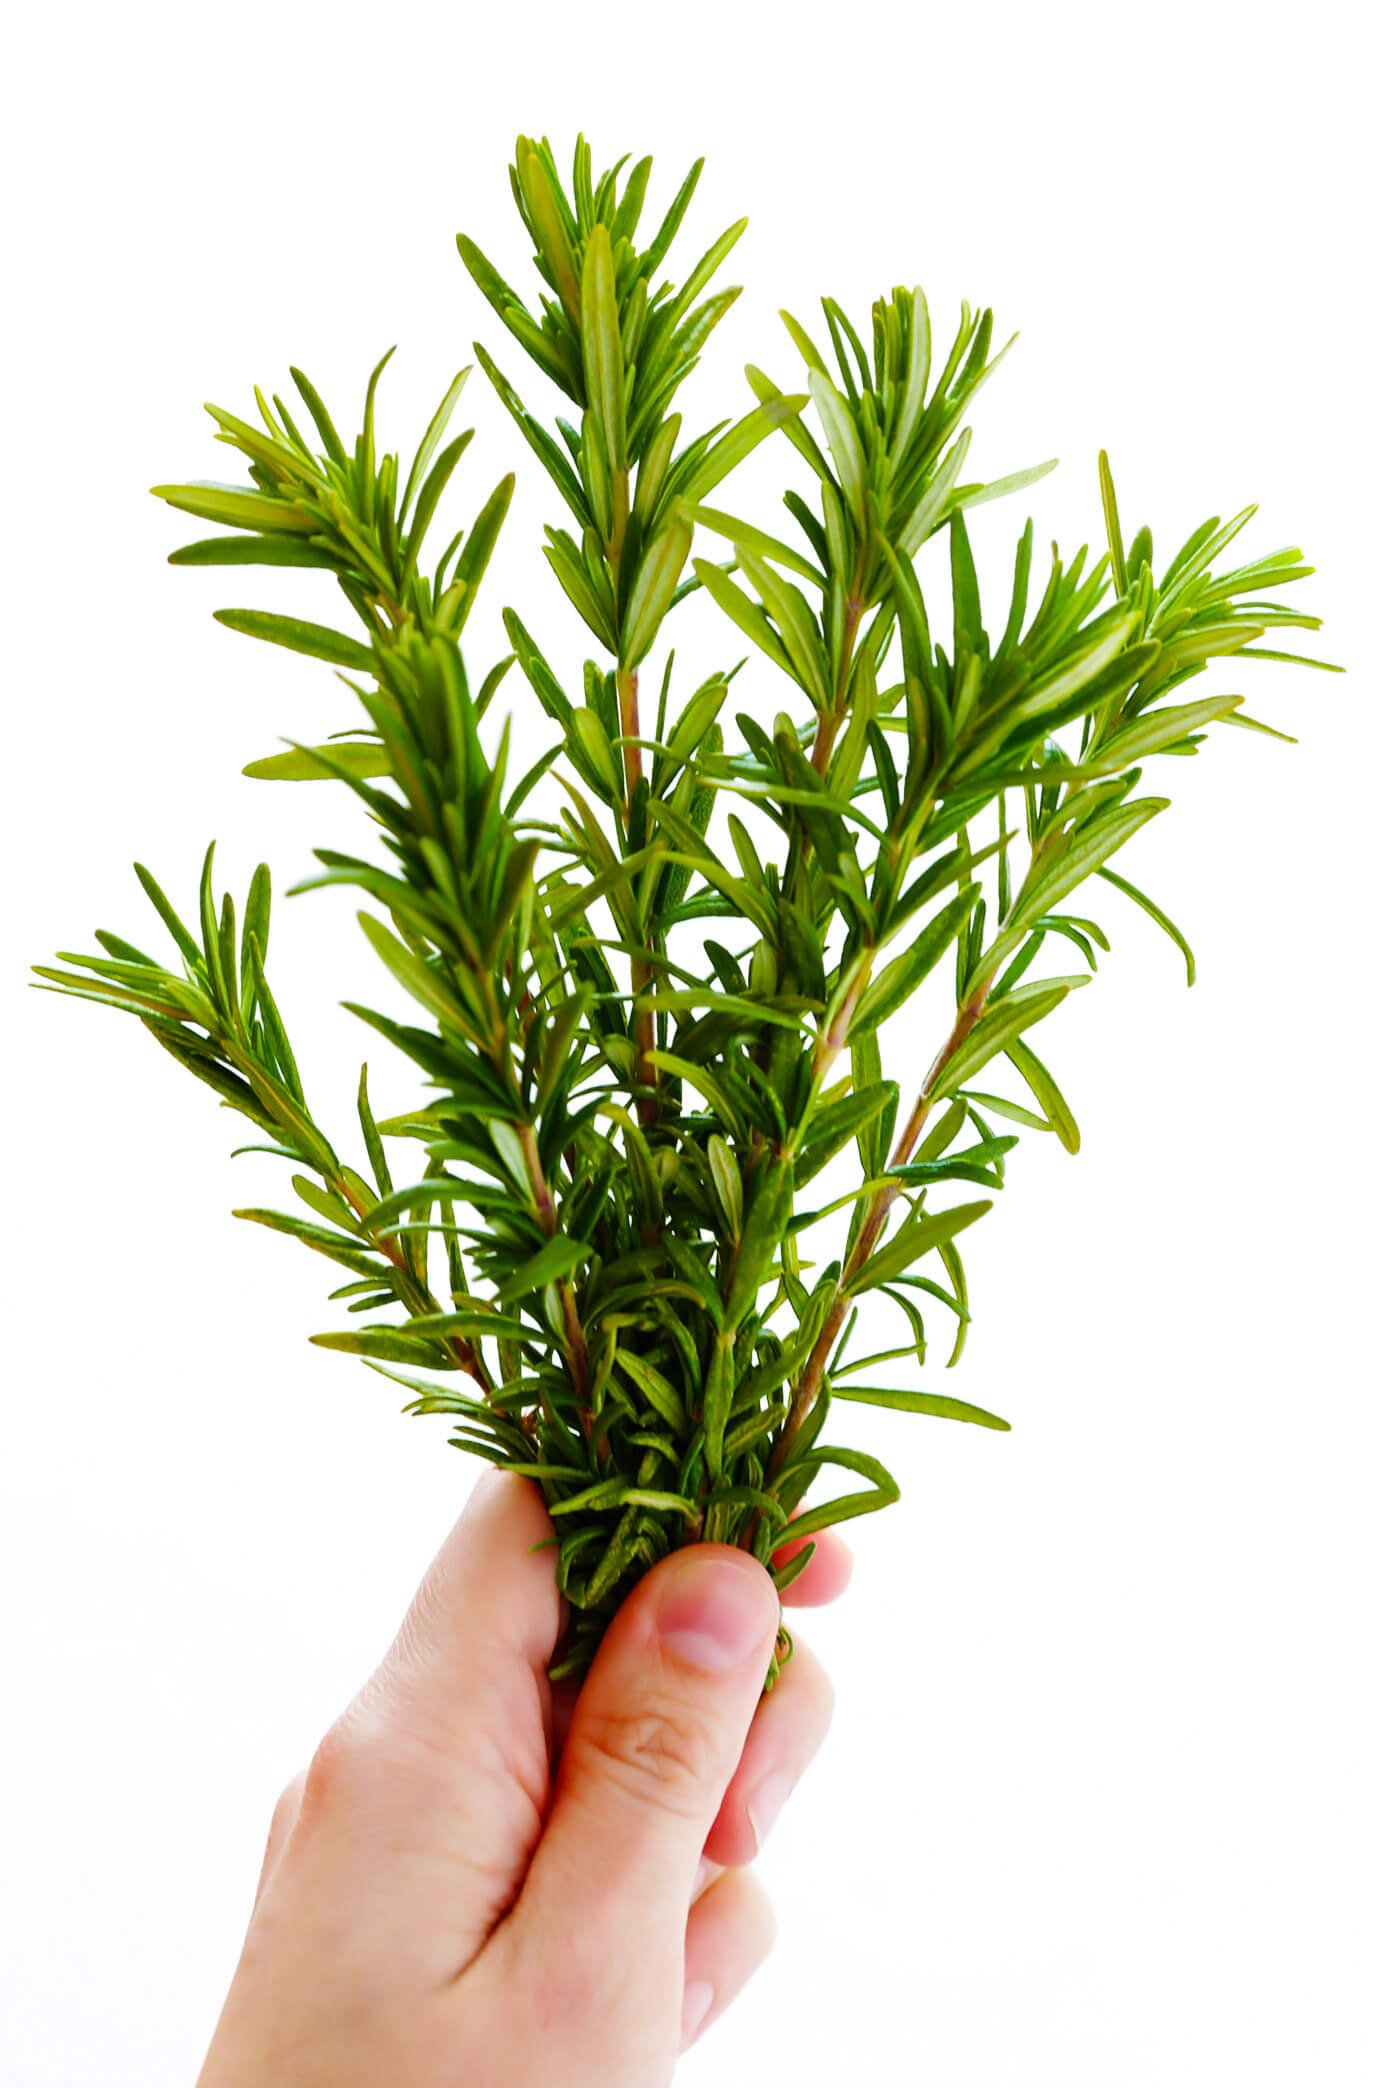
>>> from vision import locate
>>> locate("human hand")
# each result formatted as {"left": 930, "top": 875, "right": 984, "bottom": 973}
{"left": 198, "top": 1472, "right": 849, "bottom": 2086}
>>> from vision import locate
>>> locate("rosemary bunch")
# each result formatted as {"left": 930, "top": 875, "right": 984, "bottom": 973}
{"left": 37, "top": 134, "right": 1333, "bottom": 1680}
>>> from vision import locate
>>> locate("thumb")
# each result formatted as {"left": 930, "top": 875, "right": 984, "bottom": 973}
{"left": 518, "top": 1546, "right": 779, "bottom": 1950}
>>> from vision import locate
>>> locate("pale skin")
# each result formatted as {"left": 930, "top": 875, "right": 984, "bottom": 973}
{"left": 199, "top": 1472, "right": 851, "bottom": 2085}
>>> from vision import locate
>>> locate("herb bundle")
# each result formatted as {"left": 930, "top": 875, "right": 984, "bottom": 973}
{"left": 38, "top": 136, "right": 1331, "bottom": 1680}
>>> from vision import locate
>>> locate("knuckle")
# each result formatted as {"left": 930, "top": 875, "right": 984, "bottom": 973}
{"left": 301, "top": 1701, "right": 399, "bottom": 1815}
{"left": 269, "top": 1768, "right": 306, "bottom": 1841}
{"left": 256, "top": 1768, "right": 308, "bottom": 1892}
{"left": 571, "top": 1692, "right": 726, "bottom": 1820}
{"left": 730, "top": 1868, "right": 778, "bottom": 1970}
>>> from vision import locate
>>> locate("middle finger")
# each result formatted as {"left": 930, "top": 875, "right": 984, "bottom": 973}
{"left": 703, "top": 1632, "right": 834, "bottom": 1867}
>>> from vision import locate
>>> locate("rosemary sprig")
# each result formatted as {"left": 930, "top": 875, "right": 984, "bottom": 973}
{"left": 36, "top": 132, "right": 1334, "bottom": 1681}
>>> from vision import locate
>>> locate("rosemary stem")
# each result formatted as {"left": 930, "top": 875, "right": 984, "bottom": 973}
{"left": 339, "top": 1172, "right": 493, "bottom": 1393}
{"left": 769, "top": 796, "right": 1064, "bottom": 1476}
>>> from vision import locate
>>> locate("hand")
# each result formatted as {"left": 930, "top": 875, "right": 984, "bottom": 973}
{"left": 199, "top": 1473, "right": 850, "bottom": 2086}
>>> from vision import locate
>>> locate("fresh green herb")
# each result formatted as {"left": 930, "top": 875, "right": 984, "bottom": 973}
{"left": 37, "top": 134, "right": 1333, "bottom": 1681}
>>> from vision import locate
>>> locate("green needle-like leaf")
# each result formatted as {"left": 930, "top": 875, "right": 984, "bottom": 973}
{"left": 37, "top": 130, "right": 1331, "bottom": 1682}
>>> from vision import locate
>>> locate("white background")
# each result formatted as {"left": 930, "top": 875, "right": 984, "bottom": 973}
{"left": 4, "top": 3, "right": 1388, "bottom": 2082}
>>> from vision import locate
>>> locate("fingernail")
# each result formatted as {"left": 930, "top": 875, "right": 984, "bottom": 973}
{"left": 681, "top": 1977, "right": 716, "bottom": 2049}
{"left": 747, "top": 1767, "right": 793, "bottom": 1850}
{"left": 657, "top": 1554, "right": 775, "bottom": 1673}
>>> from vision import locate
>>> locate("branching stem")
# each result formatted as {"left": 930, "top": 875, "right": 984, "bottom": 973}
{"left": 768, "top": 792, "right": 1059, "bottom": 1478}
{"left": 338, "top": 1171, "right": 493, "bottom": 1393}
{"left": 769, "top": 985, "right": 989, "bottom": 1479}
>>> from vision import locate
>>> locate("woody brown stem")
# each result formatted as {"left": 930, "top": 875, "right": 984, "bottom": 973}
{"left": 811, "top": 577, "right": 866, "bottom": 774}
{"left": 767, "top": 759, "right": 1073, "bottom": 1481}
{"left": 768, "top": 986, "right": 989, "bottom": 1480}
{"left": 811, "top": 705, "right": 841, "bottom": 776}
{"left": 618, "top": 663, "right": 643, "bottom": 809}
{"left": 339, "top": 1174, "right": 493, "bottom": 1393}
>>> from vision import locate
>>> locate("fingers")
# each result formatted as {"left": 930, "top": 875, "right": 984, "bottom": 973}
{"left": 772, "top": 1526, "right": 854, "bottom": 1607}
{"left": 704, "top": 1634, "right": 834, "bottom": 1867}
{"left": 515, "top": 1546, "right": 779, "bottom": 1968}
{"left": 362, "top": 1469, "right": 560, "bottom": 1753}
{"left": 544, "top": 1526, "right": 849, "bottom": 1773}
{"left": 289, "top": 1473, "right": 563, "bottom": 1967}
{"left": 681, "top": 1868, "right": 777, "bottom": 2052}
